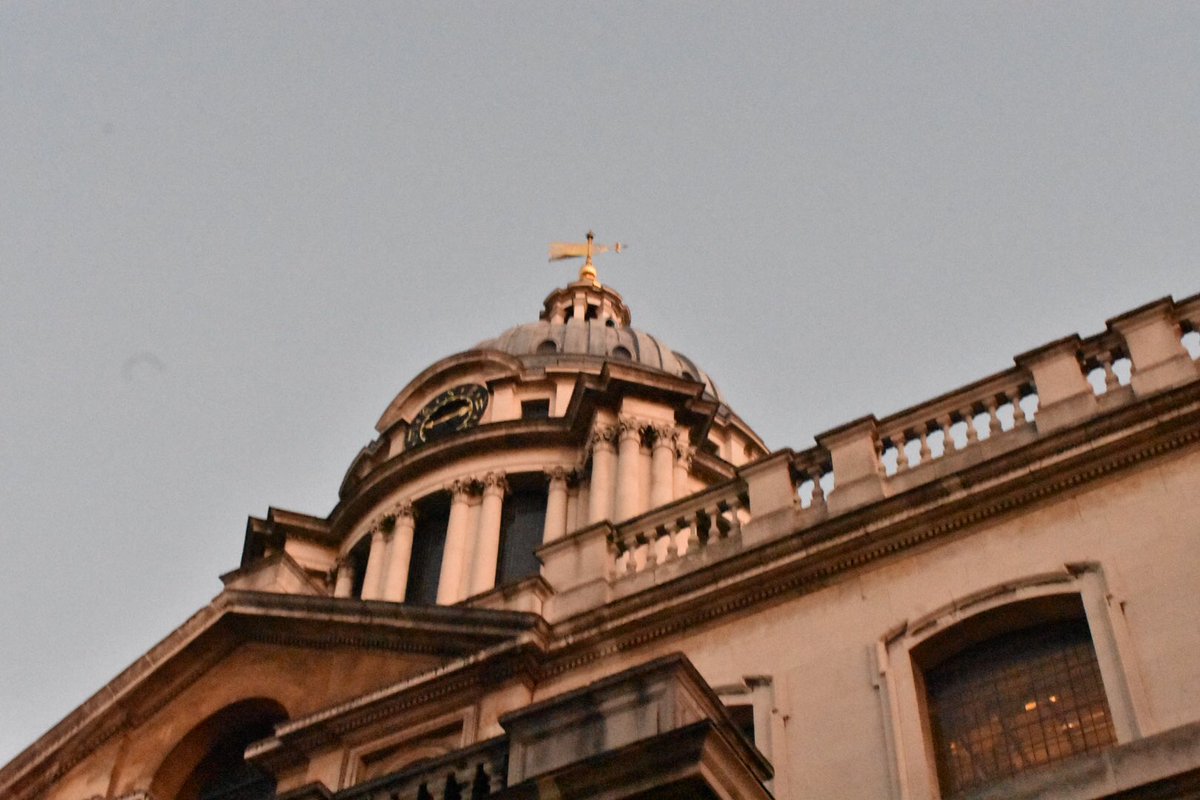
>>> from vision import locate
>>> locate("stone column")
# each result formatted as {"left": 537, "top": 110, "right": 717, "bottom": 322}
{"left": 565, "top": 474, "right": 580, "bottom": 534}
{"left": 587, "top": 424, "right": 617, "bottom": 523}
{"left": 436, "top": 479, "right": 474, "bottom": 605}
{"left": 469, "top": 472, "right": 508, "bottom": 596}
{"left": 360, "top": 523, "right": 388, "bottom": 600}
{"left": 674, "top": 440, "right": 695, "bottom": 499}
{"left": 333, "top": 558, "right": 355, "bottom": 598}
{"left": 615, "top": 418, "right": 643, "bottom": 521}
{"left": 543, "top": 467, "right": 569, "bottom": 544}
{"left": 381, "top": 501, "right": 414, "bottom": 602}
{"left": 650, "top": 424, "right": 676, "bottom": 507}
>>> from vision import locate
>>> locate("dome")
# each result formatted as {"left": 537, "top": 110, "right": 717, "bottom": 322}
{"left": 473, "top": 279, "right": 725, "bottom": 403}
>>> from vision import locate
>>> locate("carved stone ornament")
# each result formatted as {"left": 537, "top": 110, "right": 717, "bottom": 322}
{"left": 391, "top": 499, "right": 414, "bottom": 522}
{"left": 589, "top": 423, "right": 618, "bottom": 449}
{"left": 545, "top": 466, "right": 569, "bottom": 484}
{"left": 617, "top": 417, "right": 645, "bottom": 442}
{"left": 650, "top": 422, "right": 677, "bottom": 448}
{"left": 482, "top": 471, "right": 509, "bottom": 494}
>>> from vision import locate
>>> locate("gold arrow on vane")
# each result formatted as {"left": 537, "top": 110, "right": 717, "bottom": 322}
{"left": 548, "top": 231, "right": 625, "bottom": 285}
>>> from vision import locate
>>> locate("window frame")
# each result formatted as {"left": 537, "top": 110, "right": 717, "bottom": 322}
{"left": 872, "top": 564, "right": 1150, "bottom": 799}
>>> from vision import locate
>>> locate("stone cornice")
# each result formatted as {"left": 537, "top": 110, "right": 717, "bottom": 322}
{"left": 537, "top": 380, "right": 1200, "bottom": 675}
{"left": 0, "top": 592, "right": 544, "bottom": 800}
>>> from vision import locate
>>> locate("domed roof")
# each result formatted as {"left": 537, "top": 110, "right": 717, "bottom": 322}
{"left": 473, "top": 279, "right": 725, "bottom": 403}
{"left": 475, "top": 320, "right": 724, "bottom": 402}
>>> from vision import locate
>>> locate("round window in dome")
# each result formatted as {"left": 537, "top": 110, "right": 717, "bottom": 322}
{"left": 537, "top": 340, "right": 557, "bottom": 354}
{"left": 611, "top": 346, "right": 632, "bottom": 361}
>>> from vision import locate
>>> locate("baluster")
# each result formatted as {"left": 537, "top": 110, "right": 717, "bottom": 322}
{"left": 918, "top": 424, "right": 932, "bottom": 463}
{"left": 661, "top": 524, "right": 678, "bottom": 561}
{"left": 640, "top": 531, "right": 657, "bottom": 569}
{"left": 810, "top": 466, "right": 826, "bottom": 506}
{"left": 725, "top": 497, "right": 744, "bottom": 538}
{"left": 444, "top": 772, "right": 463, "bottom": 800}
{"left": 624, "top": 536, "right": 638, "bottom": 575}
{"left": 938, "top": 415, "right": 956, "bottom": 455}
{"left": 962, "top": 408, "right": 980, "bottom": 446}
{"left": 983, "top": 396, "right": 999, "bottom": 438}
{"left": 1013, "top": 388, "right": 1032, "bottom": 425}
{"left": 891, "top": 432, "right": 906, "bottom": 473}
{"left": 470, "top": 763, "right": 490, "bottom": 800}
{"left": 418, "top": 782, "right": 434, "bottom": 800}
{"left": 1105, "top": 350, "right": 1122, "bottom": 391}
{"left": 673, "top": 516, "right": 691, "bottom": 557}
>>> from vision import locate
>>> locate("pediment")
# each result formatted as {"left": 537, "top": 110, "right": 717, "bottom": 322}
{"left": 0, "top": 590, "right": 542, "bottom": 800}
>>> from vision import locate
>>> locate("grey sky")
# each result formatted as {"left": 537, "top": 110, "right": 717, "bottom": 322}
{"left": 1, "top": 2, "right": 1197, "bottom": 763}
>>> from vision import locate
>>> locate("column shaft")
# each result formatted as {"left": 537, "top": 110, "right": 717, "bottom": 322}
{"left": 650, "top": 425, "right": 676, "bottom": 507}
{"left": 588, "top": 426, "right": 617, "bottom": 523}
{"left": 469, "top": 473, "right": 507, "bottom": 596}
{"left": 436, "top": 481, "right": 473, "bottom": 604}
{"left": 615, "top": 420, "right": 643, "bottom": 521}
{"left": 381, "top": 505, "right": 415, "bottom": 602}
{"left": 543, "top": 469, "right": 569, "bottom": 543}
{"left": 333, "top": 560, "right": 355, "bottom": 598}
{"left": 360, "top": 528, "right": 387, "bottom": 600}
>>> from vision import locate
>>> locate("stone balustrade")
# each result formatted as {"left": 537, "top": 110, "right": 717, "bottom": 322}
{"left": 539, "top": 293, "right": 1199, "bottom": 608}
{"left": 608, "top": 480, "right": 748, "bottom": 577}
{"left": 334, "top": 737, "right": 508, "bottom": 800}
{"left": 875, "top": 368, "right": 1036, "bottom": 478}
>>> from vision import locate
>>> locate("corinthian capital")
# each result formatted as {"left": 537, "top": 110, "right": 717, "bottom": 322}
{"left": 391, "top": 499, "right": 414, "bottom": 521}
{"left": 649, "top": 422, "right": 677, "bottom": 447}
{"left": 589, "top": 423, "right": 618, "bottom": 449}
{"left": 482, "top": 471, "right": 509, "bottom": 494}
{"left": 617, "top": 416, "right": 645, "bottom": 442}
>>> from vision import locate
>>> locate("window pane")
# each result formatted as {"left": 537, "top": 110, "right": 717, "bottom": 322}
{"left": 926, "top": 618, "right": 1116, "bottom": 797}
{"left": 496, "top": 483, "right": 547, "bottom": 585}
{"left": 406, "top": 493, "right": 450, "bottom": 605}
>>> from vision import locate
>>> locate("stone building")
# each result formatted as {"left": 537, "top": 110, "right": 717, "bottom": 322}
{"left": 3, "top": 263, "right": 1200, "bottom": 800}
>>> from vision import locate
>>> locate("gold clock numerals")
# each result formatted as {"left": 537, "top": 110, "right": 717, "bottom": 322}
{"left": 405, "top": 384, "right": 489, "bottom": 449}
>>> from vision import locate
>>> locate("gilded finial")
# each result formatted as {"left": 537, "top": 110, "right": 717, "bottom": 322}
{"left": 548, "top": 231, "right": 624, "bottom": 286}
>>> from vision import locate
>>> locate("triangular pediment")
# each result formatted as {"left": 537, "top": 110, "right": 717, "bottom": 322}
{"left": 0, "top": 590, "right": 542, "bottom": 800}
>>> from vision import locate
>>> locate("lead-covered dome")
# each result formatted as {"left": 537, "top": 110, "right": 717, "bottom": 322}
{"left": 474, "top": 279, "right": 725, "bottom": 403}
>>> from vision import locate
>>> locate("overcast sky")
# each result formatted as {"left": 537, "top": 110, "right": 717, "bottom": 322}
{"left": 2, "top": 2, "right": 1198, "bottom": 764}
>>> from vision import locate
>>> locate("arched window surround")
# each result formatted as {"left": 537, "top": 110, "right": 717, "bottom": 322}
{"left": 872, "top": 563, "right": 1153, "bottom": 800}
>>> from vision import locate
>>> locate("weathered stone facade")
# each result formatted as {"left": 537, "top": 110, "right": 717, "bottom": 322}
{"left": 3, "top": 275, "right": 1199, "bottom": 800}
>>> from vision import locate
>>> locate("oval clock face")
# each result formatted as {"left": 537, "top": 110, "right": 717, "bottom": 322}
{"left": 405, "top": 384, "right": 489, "bottom": 448}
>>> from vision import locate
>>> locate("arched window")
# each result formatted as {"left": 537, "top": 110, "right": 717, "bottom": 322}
{"left": 152, "top": 699, "right": 287, "bottom": 800}
{"left": 536, "top": 339, "right": 557, "bottom": 354}
{"left": 406, "top": 491, "right": 451, "bottom": 605}
{"left": 611, "top": 346, "right": 632, "bottom": 361}
{"left": 914, "top": 596, "right": 1116, "bottom": 797}
{"left": 495, "top": 474, "right": 548, "bottom": 585}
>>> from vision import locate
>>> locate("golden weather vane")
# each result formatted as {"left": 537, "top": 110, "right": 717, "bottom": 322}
{"left": 548, "top": 230, "right": 625, "bottom": 286}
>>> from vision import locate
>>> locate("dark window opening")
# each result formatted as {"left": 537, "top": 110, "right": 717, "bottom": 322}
{"left": 348, "top": 538, "right": 371, "bottom": 599}
{"left": 611, "top": 346, "right": 632, "bottom": 361}
{"left": 605, "top": 318, "right": 616, "bottom": 328}
{"left": 726, "top": 703, "right": 756, "bottom": 746}
{"left": 495, "top": 475, "right": 547, "bottom": 585}
{"left": 563, "top": 307, "right": 574, "bottom": 321}
{"left": 406, "top": 492, "right": 451, "bottom": 605}
{"left": 521, "top": 399, "right": 550, "bottom": 419}
{"left": 924, "top": 615, "right": 1116, "bottom": 797}
{"left": 179, "top": 708, "right": 285, "bottom": 800}
{"left": 536, "top": 339, "right": 557, "bottom": 354}
{"left": 584, "top": 304, "right": 599, "bottom": 321}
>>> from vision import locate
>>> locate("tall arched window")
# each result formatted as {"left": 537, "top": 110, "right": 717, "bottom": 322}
{"left": 915, "top": 596, "right": 1116, "bottom": 797}
{"left": 495, "top": 474, "right": 547, "bottom": 586}
{"left": 152, "top": 699, "right": 287, "bottom": 800}
{"left": 405, "top": 491, "right": 451, "bottom": 605}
